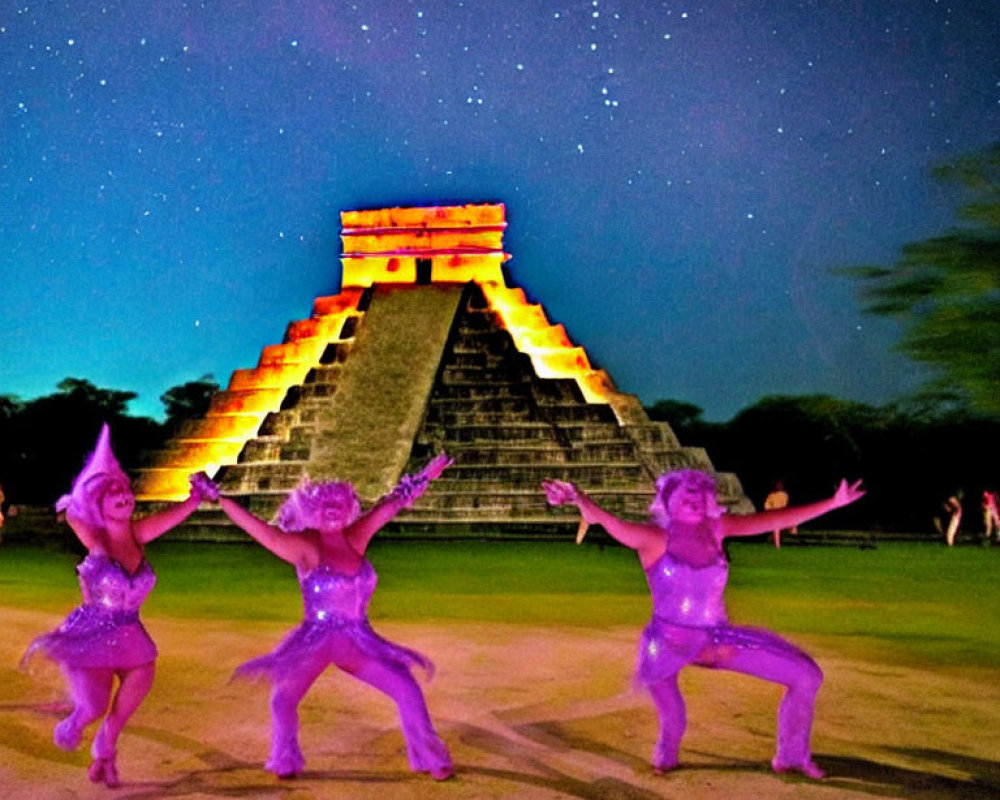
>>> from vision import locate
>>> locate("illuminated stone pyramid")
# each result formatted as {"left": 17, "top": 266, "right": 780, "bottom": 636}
{"left": 135, "top": 203, "right": 750, "bottom": 533}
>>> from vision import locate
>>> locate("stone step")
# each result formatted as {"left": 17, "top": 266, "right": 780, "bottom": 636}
{"left": 421, "top": 422, "right": 627, "bottom": 443}
{"left": 439, "top": 444, "right": 640, "bottom": 465}
{"left": 425, "top": 403, "right": 618, "bottom": 425}
{"left": 423, "top": 408, "right": 535, "bottom": 425}
{"left": 442, "top": 351, "right": 522, "bottom": 369}
{"left": 410, "top": 491, "right": 652, "bottom": 514}
{"left": 297, "top": 383, "right": 340, "bottom": 401}
{"left": 429, "top": 463, "right": 649, "bottom": 486}
{"left": 315, "top": 341, "right": 353, "bottom": 364}
{"left": 622, "top": 424, "right": 682, "bottom": 448}
{"left": 528, "top": 378, "right": 587, "bottom": 402}
{"left": 397, "top": 506, "right": 646, "bottom": 523}
{"left": 256, "top": 411, "right": 324, "bottom": 439}
{"left": 221, "top": 461, "right": 647, "bottom": 497}
{"left": 216, "top": 462, "right": 308, "bottom": 492}
{"left": 238, "top": 440, "right": 312, "bottom": 463}
{"left": 303, "top": 364, "right": 346, "bottom": 386}
{"left": 432, "top": 376, "right": 586, "bottom": 403}
{"left": 440, "top": 367, "right": 535, "bottom": 385}
{"left": 412, "top": 494, "right": 554, "bottom": 513}
{"left": 450, "top": 321, "right": 516, "bottom": 341}
{"left": 430, "top": 383, "right": 534, "bottom": 400}
{"left": 424, "top": 418, "right": 558, "bottom": 431}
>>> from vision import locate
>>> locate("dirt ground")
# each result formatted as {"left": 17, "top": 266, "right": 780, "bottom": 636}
{"left": 2, "top": 607, "right": 998, "bottom": 800}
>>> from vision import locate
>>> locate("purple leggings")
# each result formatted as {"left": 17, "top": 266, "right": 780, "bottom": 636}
{"left": 638, "top": 618, "right": 823, "bottom": 772}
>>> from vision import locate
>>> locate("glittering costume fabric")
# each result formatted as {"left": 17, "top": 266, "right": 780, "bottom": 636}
{"left": 23, "top": 553, "right": 157, "bottom": 671}
{"left": 234, "top": 560, "right": 432, "bottom": 682}
{"left": 234, "top": 559, "right": 450, "bottom": 777}
{"left": 637, "top": 549, "right": 822, "bottom": 772}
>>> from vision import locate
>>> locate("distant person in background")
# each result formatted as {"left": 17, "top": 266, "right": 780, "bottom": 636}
{"left": 764, "top": 480, "right": 797, "bottom": 549}
{"left": 0, "top": 482, "right": 5, "bottom": 542}
{"left": 544, "top": 469, "right": 865, "bottom": 779}
{"left": 934, "top": 491, "right": 963, "bottom": 546}
{"left": 982, "top": 489, "right": 999, "bottom": 545}
{"left": 21, "top": 424, "right": 212, "bottom": 787}
{"left": 212, "top": 455, "right": 454, "bottom": 781}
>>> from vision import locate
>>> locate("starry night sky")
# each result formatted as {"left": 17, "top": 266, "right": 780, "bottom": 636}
{"left": 3, "top": 1, "right": 999, "bottom": 422}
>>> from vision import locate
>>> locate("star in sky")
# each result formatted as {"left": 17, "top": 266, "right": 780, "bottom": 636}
{"left": 2, "top": 1, "right": 999, "bottom": 421}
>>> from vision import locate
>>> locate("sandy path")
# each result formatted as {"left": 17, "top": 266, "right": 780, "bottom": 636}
{"left": 2, "top": 607, "right": 998, "bottom": 799}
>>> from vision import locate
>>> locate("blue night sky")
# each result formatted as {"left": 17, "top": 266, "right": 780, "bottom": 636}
{"left": 3, "top": 1, "right": 999, "bottom": 422}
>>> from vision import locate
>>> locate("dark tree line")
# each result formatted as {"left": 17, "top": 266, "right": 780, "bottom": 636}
{"left": 647, "top": 395, "right": 1000, "bottom": 533}
{"left": 5, "top": 145, "right": 995, "bottom": 532}
{"left": 2, "top": 375, "right": 996, "bottom": 533}
{"left": 0, "top": 376, "right": 218, "bottom": 507}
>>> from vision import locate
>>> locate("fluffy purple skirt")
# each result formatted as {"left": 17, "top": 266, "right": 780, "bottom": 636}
{"left": 23, "top": 605, "right": 157, "bottom": 671}
{"left": 233, "top": 617, "right": 434, "bottom": 684}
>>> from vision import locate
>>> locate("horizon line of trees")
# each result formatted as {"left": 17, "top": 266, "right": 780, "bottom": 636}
{"left": 0, "top": 376, "right": 219, "bottom": 509}
{"left": 2, "top": 376, "right": 998, "bottom": 534}
{"left": 647, "top": 395, "right": 999, "bottom": 535}
{"left": 3, "top": 142, "right": 997, "bottom": 534}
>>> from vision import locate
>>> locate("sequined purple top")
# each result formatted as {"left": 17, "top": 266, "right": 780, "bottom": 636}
{"left": 636, "top": 549, "right": 737, "bottom": 684}
{"left": 645, "top": 549, "right": 729, "bottom": 627}
{"left": 233, "top": 559, "right": 434, "bottom": 683}
{"left": 23, "top": 552, "right": 158, "bottom": 670}
{"left": 300, "top": 559, "right": 375, "bottom": 623}
{"left": 637, "top": 546, "right": 817, "bottom": 689}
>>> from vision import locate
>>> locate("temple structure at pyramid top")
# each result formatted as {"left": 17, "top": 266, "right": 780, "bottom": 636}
{"left": 135, "top": 203, "right": 750, "bottom": 533}
{"left": 340, "top": 203, "right": 510, "bottom": 285}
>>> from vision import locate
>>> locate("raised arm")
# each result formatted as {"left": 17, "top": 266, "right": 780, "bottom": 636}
{"left": 721, "top": 478, "right": 865, "bottom": 539}
{"left": 133, "top": 473, "right": 215, "bottom": 544}
{"left": 542, "top": 480, "right": 665, "bottom": 563}
{"left": 346, "top": 453, "right": 452, "bottom": 553}
{"left": 187, "top": 472, "right": 301, "bottom": 563}
{"left": 217, "top": 495, "right": 309, "bottom": 565}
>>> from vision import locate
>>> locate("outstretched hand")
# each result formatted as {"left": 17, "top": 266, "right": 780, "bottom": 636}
{"left": 391, "top": 453, "right": 453, "bottom": 509}
{"left": 832, "top": 478, "right": 865, "bottom": 509}
{"left": 542, "top": 479, "right": 580, "bottom": 506}
{"left": 419, "top": 453, "right": 453, "bottom": 483}
{"left": 189, "top": 472, "right": 219, "bottom": 502}
{"left": 543, "top": 480, "right": 592, "bottom": 544}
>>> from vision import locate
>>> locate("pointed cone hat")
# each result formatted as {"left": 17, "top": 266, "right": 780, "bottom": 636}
{"left": 56, "top": 423, "right": 129, "bottom": 525}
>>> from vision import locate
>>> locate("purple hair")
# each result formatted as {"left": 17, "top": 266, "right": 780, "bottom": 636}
{"left": 648, "top": 468, "right": 725, "bottom": 529}
{"left": 272, "top": 476, "right": 362, "bottom": 532}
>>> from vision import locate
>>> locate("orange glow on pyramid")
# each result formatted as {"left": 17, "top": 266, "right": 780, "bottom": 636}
{"left": 133, "top": 290, "right": 366, "bottom": 501}
{"left": 480, "top": 283, "right": 619, "bottom": 405}
{"left": 135, "top": 203, "right": 637, "bottom": 501}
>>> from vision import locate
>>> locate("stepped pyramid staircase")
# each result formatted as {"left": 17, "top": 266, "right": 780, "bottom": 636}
{"left": 135, "top": 204, "right": 750, "bottom": 537}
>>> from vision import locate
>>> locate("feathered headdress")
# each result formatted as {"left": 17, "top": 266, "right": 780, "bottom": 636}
{"left": 55, "top": 423, "right": 130, "bottom": 529}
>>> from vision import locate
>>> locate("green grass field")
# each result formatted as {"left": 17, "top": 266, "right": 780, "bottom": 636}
{"left": 2, "top": 539, "right": 997, "bottom": 669}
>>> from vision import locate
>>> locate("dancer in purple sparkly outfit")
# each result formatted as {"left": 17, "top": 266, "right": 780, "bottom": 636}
{"left": 22, "top": 424, "right": 214, "bottom": 787}
{"left": 214, "top": 455, "right": 453, "bottom": 781}
{"left": 543, "top": 469, "right": 864, "bottom": 779}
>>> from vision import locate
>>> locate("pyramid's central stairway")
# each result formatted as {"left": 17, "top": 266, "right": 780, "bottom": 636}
{"left": 135, "top": 204, "right": 750, "bottom": 537}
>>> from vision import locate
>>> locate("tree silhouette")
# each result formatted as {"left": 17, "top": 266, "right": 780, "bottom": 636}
{"left": 645, "top": 399, "right": 713, "bottom": 442}
{"left": 841, "top": 141, "right": 1000, "bottom": 417}
{"left": 56, "top": 377, "right": 137, "bottom": 416}
{"left": 646, "top": 393, "right": 1000, "bottom": 534}
{"left": 160, "top": 374, "right": 219, "bottom": 432}
{"left": 0, "top": 379, "right": 160, "bottom": 505}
